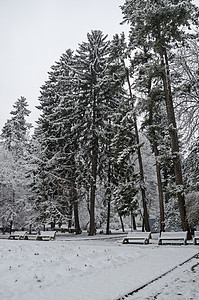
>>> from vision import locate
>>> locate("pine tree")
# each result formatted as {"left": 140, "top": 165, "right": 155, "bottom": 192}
{"left": 182, "top": 137, "right": 199, "bottom": 230}
{"left": 185, "top": 192, "right": 199, "bottom": 229}
{"left": 121, "top": 0, "right": 199, "bottom": 234}
{"left": 111, "top": 97, "right": 139, "bottom": 226}
{"left": 0, "top": 97, "right": 32, "bottom": 230}
{"left": 109, "top": 33, "right": 150, "bottom": 231}
{"left": 72, "top": 30, "right": 123, "bottom": 235}
{"left": 32, "top": 49, "right": 82, "bottom": 230}
{"left": 132, "top": 47, "right": 170, "bottom": 231}
{"left": 183, "top": 137, "right": 199, "bottom": 193}
{"left": 32, "top": 32, "right": 129, "bottom": 234}
{"left": 101, "top": 33, "right": 128, "bottom": 234}
{"left": 1, "top": 96, "right": 31, "bottom": 157}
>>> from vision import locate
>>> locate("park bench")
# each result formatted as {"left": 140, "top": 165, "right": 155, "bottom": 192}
{"left": 193, "top": 231, "right": 199, "bottom": 245}
{"left": 122, "top": 231, "right": 151, "bottom": 244}
{"left": 53, "top": 227, "right": 76, "bottom": 233}
{"left": 8, "top": 231, "right": 28, "bottom": 240}
{"left": 36, "top": 231, "right": 56, "bottom": 241}
{"left": 158, "top": 231, "right": 188, "bottom": 245}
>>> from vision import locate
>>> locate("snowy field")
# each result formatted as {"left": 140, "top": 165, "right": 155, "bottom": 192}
{"left": 0, "top": 233, "right": 199, "bottom": 300}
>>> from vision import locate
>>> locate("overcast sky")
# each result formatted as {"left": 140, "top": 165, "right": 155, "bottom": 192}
{"left": 0, "top": 0, "right": 199, "bottom": 132}
{"left": 0, "top": 0, "right": 127, "bottom": 131}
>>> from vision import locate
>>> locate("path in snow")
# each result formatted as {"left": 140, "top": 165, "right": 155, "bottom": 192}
{"left": 124, "top": 254, "right": 199, "bottom": 299}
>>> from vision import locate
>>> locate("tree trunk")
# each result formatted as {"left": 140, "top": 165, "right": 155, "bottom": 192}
{"left": 153, "top": 141, "right": 165, "bottom": 232}
{"left": 9, "top": 220, "right": 13, "bottom": 234}
{"left": 68, "top": 201, "right": 73, "bottom": 228}
{"left": 119, "top": 214, "right": 125, "bottom": 232}
{"left": 72, "top": 185, "right": 82, "bottom": 234}
{"left": 106, "top": 160, "right": 111, "bottom": 235}
{"left": 106, "top": 199, "right": 111, "bottom": 235}
{"left": 88, "top": 99, "right": 98, "bottom": 236}
{"left": 147, "top": 72, "right": 165, "bottom": 233}
{"left": 29, "top": 224, "right": 32, "bottom": 234}
{"left": 89, "top": 88, "right": 98, "bottom": 236}
{"left": 159, "top": 46, "right": 190, "bottom": 234}
{"left": 74, "top": 199, "right": 82, "bottom": 234}
{"left": 132, "top": 214, "right": 137, "bottom": 230}
{"left": 142, "top": 218, "right": 145, "bottom": 232}
{"left": 89, "top": 147, "right": 97, "bottom": 235}
{"left": 163, "top": 168, "right": 170, "bottom": 204}
{"left": 134, "top": 119, "right": 150, "bottom": 232}
{"left": 125, "top": 65, "right": 150, "bottom": 232}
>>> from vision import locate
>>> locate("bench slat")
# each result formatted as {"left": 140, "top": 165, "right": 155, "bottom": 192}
{"left": 158, "top": 231, "right": 188, "bottom": 245}
{"left": 8, "top": 231, "right": 28, "bottom": 240}
{"left": 123, "top": 232, "right": 151, "bottom": 245}
{"left": 36, "top": 231, "right": 56, "bottom": 241}
{"left": 193, "top": 231, "right": 199, "bottom": 245}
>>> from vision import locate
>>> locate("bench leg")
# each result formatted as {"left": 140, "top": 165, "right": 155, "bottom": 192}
{"left": 122, "top": 239, "right": 129, "bottom": 244}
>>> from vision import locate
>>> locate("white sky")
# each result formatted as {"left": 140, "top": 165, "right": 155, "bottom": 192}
{"left": 0, "top": 0, "right": 199, "bottom": 132}
{"left": 0, "top": 0, "right": 127, "bottom": 131}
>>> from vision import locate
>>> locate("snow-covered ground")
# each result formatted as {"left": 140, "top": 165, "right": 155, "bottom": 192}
{"left": 0, "top": 232, "right": 198, "bottom": 300}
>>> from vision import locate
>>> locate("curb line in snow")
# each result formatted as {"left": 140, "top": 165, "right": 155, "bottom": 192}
{"left": 116, "top": 251, "right": 199, "bottom": 299}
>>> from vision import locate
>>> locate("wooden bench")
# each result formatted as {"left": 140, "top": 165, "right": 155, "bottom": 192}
{"left": 8, "top": 231, "right": 28, "bottom": 240}
{"left": 53, "top": 227, "right": 76, "bottom": 233}
{"left": 122, "top": 231, "right": 151, "bottom": 244}
{"left": 193, "top": 231, "right": 199, "bottom": 245}
{"left": 36, "top": 231, "right": 56, "bottom": 241}
{"left": 24, "top": 234, "right": 38, "bottom": 240}
{"left": 158, "top": 231, "right": 188, "bottom": 245}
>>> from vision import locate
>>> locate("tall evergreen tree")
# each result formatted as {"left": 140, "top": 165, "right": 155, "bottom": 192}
{"left": 32, "top": 49, "right": 82, "bottom": 230}
{"left": 132, "top": 48, "right": 172, "bottom": 231}
{"left": 0, "top": 97, "right": 32, "bottom": 230}
{"left": 111, "top": 97, "right": 139, "bottom": 227}
{"left": 121, "top": 0, "right": 199, "bottom": 234}
{"left": 1, "top": 96, "right": 31, "bottom": 157}
{"left": 183, "top": 136, "right": 199, "bottom": 193}
{"left": 72, "top": 30, "right": 123, "bottom": 235}
{"left": 32, "top": 31, "right": 133, "bottom": 234}
{"left": 110, "top": 33, "right": 150, "bottom": 231}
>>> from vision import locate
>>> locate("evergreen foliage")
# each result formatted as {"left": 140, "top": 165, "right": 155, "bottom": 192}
{"left": 1, "top": 96, "right": 31, "bottom": 157}
{"left": 0, "top": 97, "right": 32, "bottom": 230}
{"left": 186, "top": 192, "right": 199, "bottom": 228}
{"left": 112, "top": 98, "right": 139, "bottom": 219}
{"left": 29, "top": 30, "right": 140, "bottom": 234}
{"left": 1, "top": 2, "right": 199, "bottom": 234}
{"left": 121, "top": 0, "right": 199, "bottom": 233}
{"left": 183, "top": 137, "right": 199, "bottom": 193}
{"left": 31, "top": 49, "right": 78, "bottom": 227}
